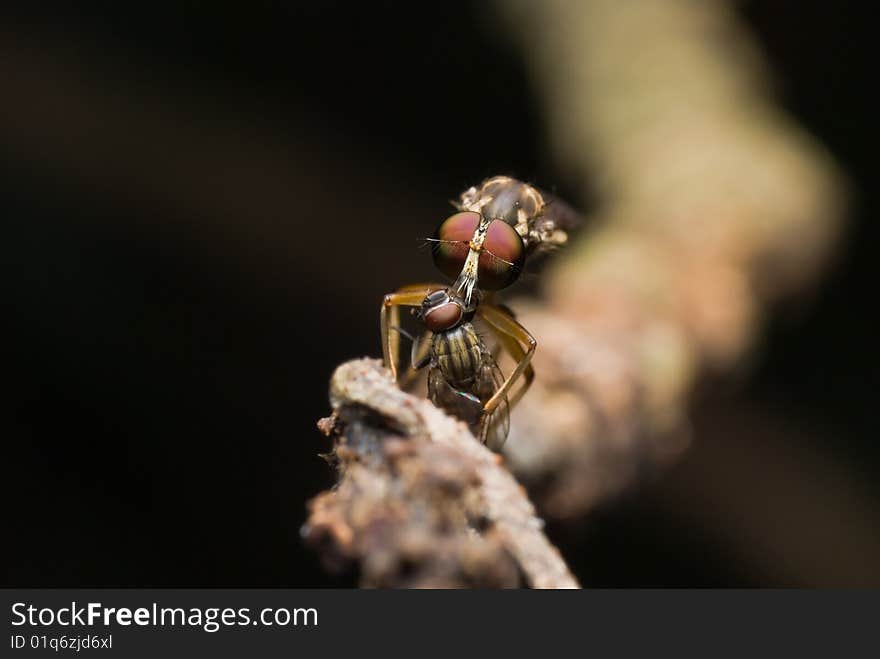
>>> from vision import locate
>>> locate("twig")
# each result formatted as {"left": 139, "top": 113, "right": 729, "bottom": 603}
{"left": 302, "top": 358, "right": 579, "bottom": 589}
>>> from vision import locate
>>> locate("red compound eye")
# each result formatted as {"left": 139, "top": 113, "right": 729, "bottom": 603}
{"left": 423, "top": 301, "right": 463, "bottom": 331}
{"left": 431, "top": 211, "right": 480, "bottom": 280}
{"left": 477, "top": 220, "right": 525, "bottom": 290}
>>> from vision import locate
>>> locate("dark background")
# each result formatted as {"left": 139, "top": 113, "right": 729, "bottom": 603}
{"left": 2, "top": 2, "right": 876, "bottom": 586}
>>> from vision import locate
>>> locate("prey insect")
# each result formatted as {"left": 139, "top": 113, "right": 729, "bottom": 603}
{"left": 381, "top": 176, "right": 576, "bottom": 449}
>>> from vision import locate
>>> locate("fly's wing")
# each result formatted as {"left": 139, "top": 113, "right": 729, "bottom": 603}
{"left": 427, "top": 366, "right": 483, "bottom": 431}
{"left": 475, "top": 352, "right": 510, "bottom": 451}
{"left": 538, "top": 189, "right": 585, "bottom": 233}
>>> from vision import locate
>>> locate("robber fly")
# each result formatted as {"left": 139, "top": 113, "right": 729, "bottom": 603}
{"left": 381, "top": 176, "right": 577, "bottom": 449}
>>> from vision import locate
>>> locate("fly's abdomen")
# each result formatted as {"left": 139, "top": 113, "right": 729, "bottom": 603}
{"left": 432, "top": 324, "right": 483, "bottom": 389}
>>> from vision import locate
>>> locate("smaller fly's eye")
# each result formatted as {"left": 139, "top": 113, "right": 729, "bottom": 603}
{"left": 423, "top": 301, "right": 463, "bottom": 331}
{"left": 477, "top": 220, "right": 525, "bottom": 290}
{"left": 431, "top": 211, "right": 480, "bottom": 280}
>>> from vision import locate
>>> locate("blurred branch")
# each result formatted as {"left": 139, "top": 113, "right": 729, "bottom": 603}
{"left": 302, "top": 359, "right": 579, "bottom": 589}
{"left": 494, "top": 0, "right": 848, "bottom": 518}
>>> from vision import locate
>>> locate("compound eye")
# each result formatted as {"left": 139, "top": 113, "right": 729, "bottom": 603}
{"left": 477, "top": 220, "right": 525, "bottom": 290}
{"left": 423, "top": 301, "right": 463, "bottom": 331}
{"left": 431, "top": 211, "right": 480, "bottom": 280}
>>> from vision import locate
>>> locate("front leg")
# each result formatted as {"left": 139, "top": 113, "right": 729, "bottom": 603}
{"left": 475, "top": 303, "right": 537, "bottom": 414}
{"left": 380, "top": 283, "right": 446, "bottom": 381}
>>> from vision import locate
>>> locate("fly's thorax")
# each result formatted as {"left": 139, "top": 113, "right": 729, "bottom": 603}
{"left": 459, "top": 176, "right": 544, "bottom": 246}
{"left": 457, "top": 175, "right": 570, "bottom": 258}
{"left": 431, "top": 322, "right": 483, "bottom": 389}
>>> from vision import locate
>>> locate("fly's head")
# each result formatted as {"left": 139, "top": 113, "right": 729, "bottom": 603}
{"left": 418, "top": 288, "right": 474, "bottom": 333}
{"left": 429, "top": 176, "right": 571, "bottom": 304}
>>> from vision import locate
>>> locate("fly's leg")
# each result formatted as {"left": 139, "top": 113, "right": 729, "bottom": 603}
{"left": 398, "top": 330, "right": 432, "bottom": 389}
{"left": 479, "top": 294, "right": 506, "bottom": 372}
{"left": 383, "top": 324, "right": 432, "bottom": 389}
{"left": 409, "top": 331, "right": 432, "bottom": 370}
{"left": 381, "top": 283, "right": 445, "bottom": 381}
{"left": 475, "top": 303, "right": 536, "bottom": 414}
{"left": 381, "top": 290, "right": 426, "bottom": 382}
{"left": 483, "top": 300, "right": 510, "bottom": 364}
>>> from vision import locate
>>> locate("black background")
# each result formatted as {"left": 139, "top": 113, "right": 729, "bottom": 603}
{"left": 2, "top": 2, "right": 876, "bottom": 586}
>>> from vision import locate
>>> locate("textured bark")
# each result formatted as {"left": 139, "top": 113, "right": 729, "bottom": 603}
{"left": 302, "top": 359, "right": 579, "bottom": 589}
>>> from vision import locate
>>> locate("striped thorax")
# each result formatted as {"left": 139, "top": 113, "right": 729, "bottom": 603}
{"left": 431, "top": 322, "right": 483, "bottom": 389}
